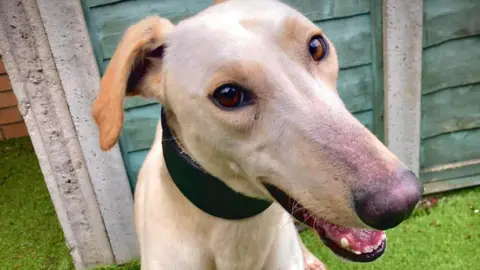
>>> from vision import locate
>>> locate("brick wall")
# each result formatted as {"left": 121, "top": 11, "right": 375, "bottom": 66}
{"left": 0, "top": 57, "right": 28, "bottom": 140}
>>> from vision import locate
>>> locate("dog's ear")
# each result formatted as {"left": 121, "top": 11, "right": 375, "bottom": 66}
{"left": 213, "top": 0, "right": 227, "bottom": 4}
{"left": 92, "top": 16, "right": 174, "bottom": 151}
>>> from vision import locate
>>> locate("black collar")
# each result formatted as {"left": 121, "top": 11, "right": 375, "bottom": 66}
{"left": 161, "top": 108, "right": 273, "bottom": 220}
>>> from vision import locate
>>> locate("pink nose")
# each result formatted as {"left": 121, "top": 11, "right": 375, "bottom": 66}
{"left": 354, "top": 169, "right": 423, "bottom": 230}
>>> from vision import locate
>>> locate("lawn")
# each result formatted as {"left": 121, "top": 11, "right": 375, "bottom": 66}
{"left": 0, "top": 137, "right": 73, "bottom": 270}
{"left": 1, "top": 137, "right": 479, "bottom": 270}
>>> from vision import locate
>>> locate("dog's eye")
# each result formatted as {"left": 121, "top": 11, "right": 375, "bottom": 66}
{"left": 308, "top": 35, "right": 328, "bottom": 61}
{"left": 211, "top": 84, "right": 254, "bottom": 109}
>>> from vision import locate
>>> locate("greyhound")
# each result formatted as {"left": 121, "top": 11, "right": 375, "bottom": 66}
{"left": 92, "top": 0, "right": 423, "bottom": 269}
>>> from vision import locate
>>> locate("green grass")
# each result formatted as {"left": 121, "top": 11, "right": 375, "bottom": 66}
{"left": 93, "top": 261, "right": 140, "bottom": 270}
{"left": 1, "top": 137, "right": 479, "bottom": 270}
{"left": 0, "top": 137, "right": 73, "bottom": 270}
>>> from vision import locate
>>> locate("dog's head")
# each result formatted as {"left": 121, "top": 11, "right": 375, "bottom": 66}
{"left": 93, "top": 0, "right": 423, "bottom": 262}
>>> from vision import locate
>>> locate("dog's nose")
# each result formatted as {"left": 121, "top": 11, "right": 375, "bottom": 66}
{"left": 354, "top": 169, "right": 423, "bottom": 230}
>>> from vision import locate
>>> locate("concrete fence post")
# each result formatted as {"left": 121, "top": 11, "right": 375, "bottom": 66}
{"left": 383, "top": 0, "right": 424, "bottom": 175}
{"left": 0, "top": 0, "right": 138, "bottom": 268}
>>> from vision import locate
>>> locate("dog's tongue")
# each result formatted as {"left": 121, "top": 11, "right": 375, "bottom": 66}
{"left": 320, "top": 222, "right": 385, "bottom": 254}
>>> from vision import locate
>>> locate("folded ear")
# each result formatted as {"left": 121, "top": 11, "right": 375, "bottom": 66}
{"left": 92, "top": 16, "right": 174, "bottom": 151}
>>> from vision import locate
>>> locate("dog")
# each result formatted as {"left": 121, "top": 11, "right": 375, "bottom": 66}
{"left": 92, "top": 0, "right": 423, "bottom": 269}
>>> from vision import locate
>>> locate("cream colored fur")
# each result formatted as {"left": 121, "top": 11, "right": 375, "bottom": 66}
{"left": 92, "top": 0, "right": 410, "bottom": 269}
{"left": 134, "top": 123, "right": 314, "bottom": 269}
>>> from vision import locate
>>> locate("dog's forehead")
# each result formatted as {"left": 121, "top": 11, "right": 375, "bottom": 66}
{"left": 194, "top": 0, "right": 300, "bottom": 29}
{"left": 169, "top": 0, "right": 301, "bottom": 52}
{"left": 164, "top": 0, "right": 307, "bottom": 89}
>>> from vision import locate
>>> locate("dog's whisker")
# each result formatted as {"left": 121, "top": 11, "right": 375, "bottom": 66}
{"left": 292, "top": 0, "right": 306, "bottom": 12}
{"left": 278, "top": 215, "right": 295, "bottom": 230}
{"left": 278, "top": 200, "right": 321, "bottom": 231}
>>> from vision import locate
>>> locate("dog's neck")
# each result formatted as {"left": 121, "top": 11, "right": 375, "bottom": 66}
{"left": 160, "top": 108, "right": 273, "bottom": 220}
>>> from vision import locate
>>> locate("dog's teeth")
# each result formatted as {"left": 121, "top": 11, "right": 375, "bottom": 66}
{"left": 340, "top": 238, "right": 350, "bottom": 249}
{"left": 381, "top": 234, "right": 387, "bottom": 241}
{"left": 352, "top": 250, "right": 361, "bottom": 255}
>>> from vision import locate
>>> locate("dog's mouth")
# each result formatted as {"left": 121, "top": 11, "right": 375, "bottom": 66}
{"left": 300, "top": 207, "right": 386, "bottom": 263}
{"left": 265, "top": 184, "right": 386, "bottom": 263}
